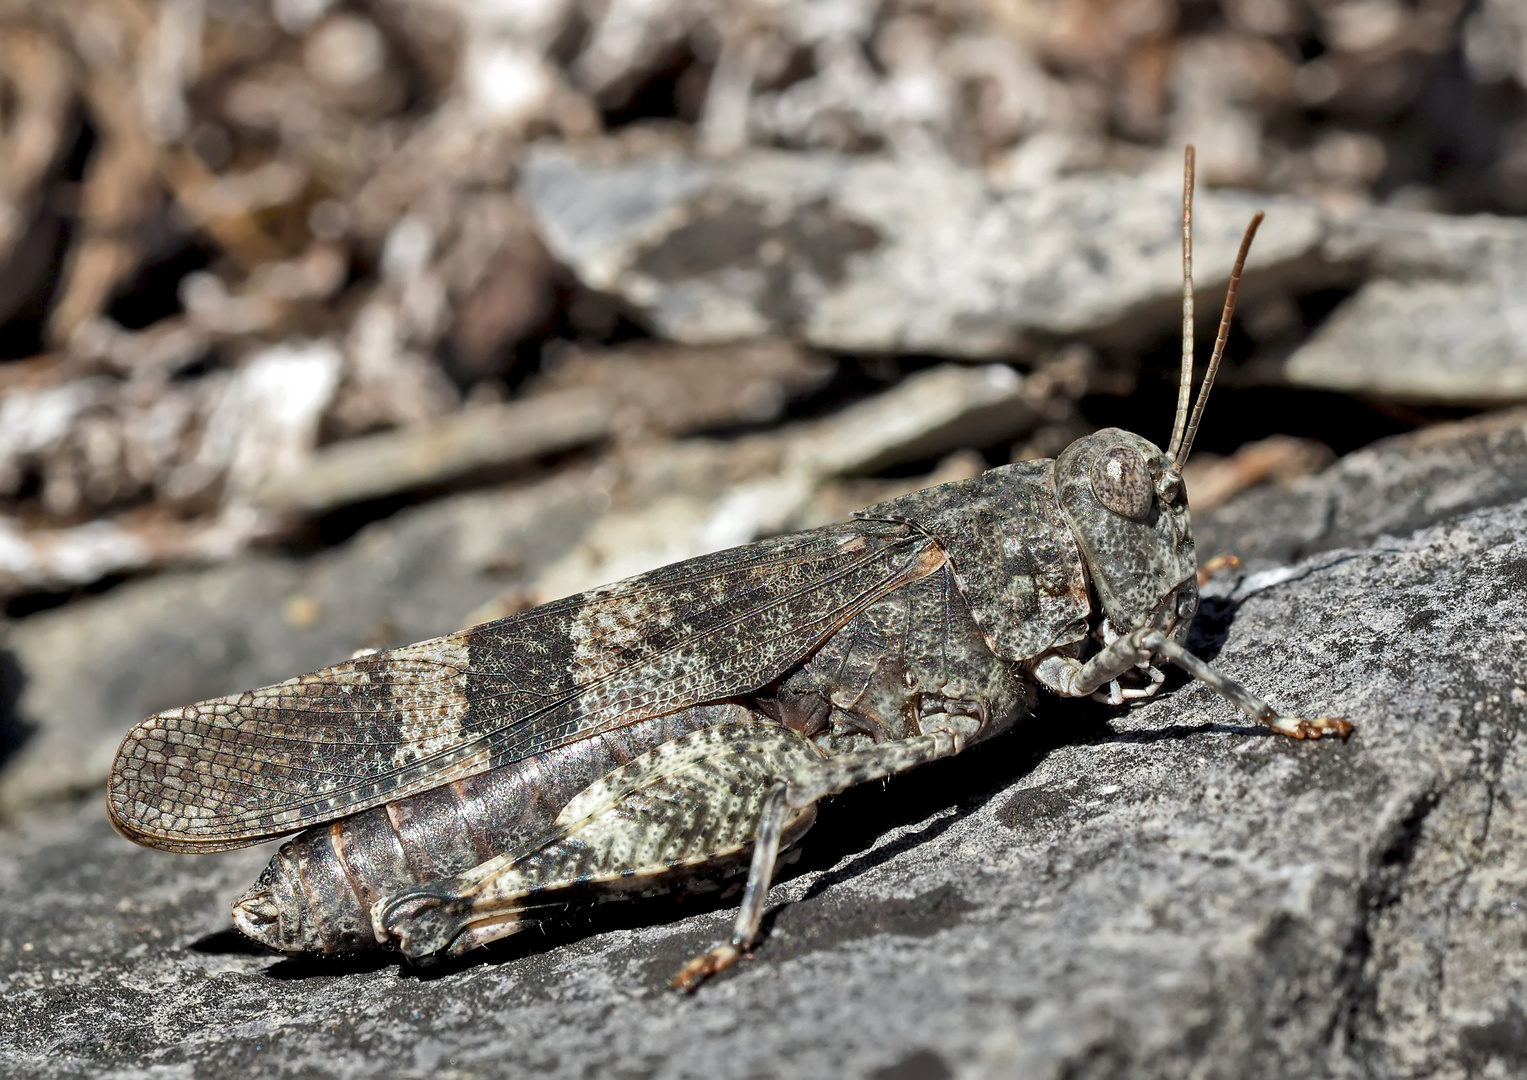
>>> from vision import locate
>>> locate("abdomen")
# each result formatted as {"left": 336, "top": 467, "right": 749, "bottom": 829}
{"left": 232, "top": 704, "right": 746, "bottom": 953}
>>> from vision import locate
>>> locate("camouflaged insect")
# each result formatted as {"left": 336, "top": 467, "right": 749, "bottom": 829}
{"left": 107, "top": 150, "right": 1351, "bottom": 991}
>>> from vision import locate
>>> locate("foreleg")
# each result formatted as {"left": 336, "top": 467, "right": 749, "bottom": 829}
{"left": 1034, "top": 629, "right": 1351, "bottom": 740}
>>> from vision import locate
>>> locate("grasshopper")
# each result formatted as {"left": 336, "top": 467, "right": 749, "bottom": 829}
{"left": 107, "top": 148, "right": 1349, "bottom": 991}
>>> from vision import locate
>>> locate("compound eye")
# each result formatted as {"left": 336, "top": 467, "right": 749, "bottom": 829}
{"left": 1090, "top": 446, "right": 1154, "bottom": 520}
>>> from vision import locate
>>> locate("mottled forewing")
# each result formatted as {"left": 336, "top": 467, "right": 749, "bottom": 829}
{"left": 108, "top": 522, "right": 939, "bottom": 851}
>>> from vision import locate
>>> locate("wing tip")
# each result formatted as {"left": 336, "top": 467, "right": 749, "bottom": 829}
{"left": 103, "top": 782, "right": 269, "bottom": 853}
{"left": 106, "top": 709, "right": 256, "bottom": 853}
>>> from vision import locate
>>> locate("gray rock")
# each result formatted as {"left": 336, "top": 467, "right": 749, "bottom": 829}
{"left": 1195, "top": 406, "right": 1527, "bottom": 568}
{"left": 1286, "top": 211, "right": 1527, "bottom": 404}
{"left": 530, "top": 364, "right": 1037, "bottom": 600}
{"left": 261, "top": 341, "right": 836, "bottom": 518}
{"left": 791, "top": 362, "right": 1037, "bottom": 476}
{"left": 2, "top": 425, "right": 1527, "bottom": 1078}
{"left": 525, "top": 146, "right": 1527, "bottom": 404}
{"left": 522, "top": 145, "right": 1324, "bottom": 357}
{"left": 530, "top": 340, "right": 835, "bottom": 438}
{"left": 255, "top": 390, "right": 615, "bottom": 517}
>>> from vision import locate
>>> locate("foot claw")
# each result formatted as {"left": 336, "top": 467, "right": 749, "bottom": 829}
{"left": 672, "top": 942, "right": 743, "bottom": 993}
{"left": 1270, "top": 715, "right": 1353, "bottom": 740}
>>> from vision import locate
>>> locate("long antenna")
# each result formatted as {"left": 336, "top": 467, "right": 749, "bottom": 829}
{"left": 1174, "top": 210, "right": 1264, "bottom": 469}
{"left": 1166, "top": 147, "right": 1195, "bottom": 464}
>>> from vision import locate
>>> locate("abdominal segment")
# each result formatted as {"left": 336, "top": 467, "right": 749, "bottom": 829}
{"left": 233, "top": 704, "right": 751, "bottom": 954}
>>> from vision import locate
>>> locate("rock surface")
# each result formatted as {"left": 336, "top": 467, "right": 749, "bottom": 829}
{"left": 1195, "top": 406, "right": 1527, "bottom": 567}
{"left": 522, "top": 145, "right": 1324, "bottom": 356}
{"left": 1285, "top": 212, "right": 1527, "bottom": 404}
{"left": 258, "top": 341, "right": 836, "bottom": 517}
{"left": 525, "top": 146, "right": 1527, "bottom": 405}
{"left": 2, "top": 418, "right": 1526, "bottom": 1078}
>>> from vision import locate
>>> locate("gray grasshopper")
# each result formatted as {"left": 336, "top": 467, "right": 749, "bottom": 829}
{"left": 107, "top": 148, "right": 1349, "bottom": 990}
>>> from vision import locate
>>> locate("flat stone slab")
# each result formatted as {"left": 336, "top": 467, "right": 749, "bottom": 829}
{"left": 521, "top": 145, "right": 1323, "bottom": 357}
{"left": 3, "top": 483, "right": 1525, "bottom": 1077}
{"left": 1286, "top": 211, "right": 1527, "bottom": 405}
{"left": 525, "top": 146, "right": 1527, "bottom": 404}
{"left": 1195, "top": 406, "right": 1527, "bottom": 567}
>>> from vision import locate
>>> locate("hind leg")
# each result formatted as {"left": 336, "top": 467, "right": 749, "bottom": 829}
{"left": 374, "top": 720, "right": 968, "bottom": 976}
{"left": 372, "top": 720, "right": 826, "bottom": 959}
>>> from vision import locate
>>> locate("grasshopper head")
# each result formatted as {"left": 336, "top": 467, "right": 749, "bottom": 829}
{"left": 1055, "top": 429, "right": 1197, "bottom": 642}
{"left": 1054, "top": 145, "right": 1263, "bottom": 644}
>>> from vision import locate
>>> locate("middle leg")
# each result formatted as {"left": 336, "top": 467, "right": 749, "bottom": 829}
{"left": 672, "top": 724, "right": 968, "bottom": 990}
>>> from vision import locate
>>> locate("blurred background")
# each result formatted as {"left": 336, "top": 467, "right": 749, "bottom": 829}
{"left": 0, "top": 0, "right": 1524, "bottom": 808}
